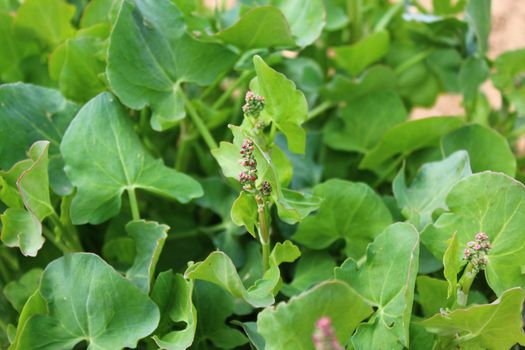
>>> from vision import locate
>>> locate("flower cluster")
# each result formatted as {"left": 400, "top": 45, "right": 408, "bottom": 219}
{"left": 242, "top": 91, "right": 265, "bottom": 118}
{"left": 463, "top": 232, "right": 491, "bottom": 273}
{"left": 238, "top": 139, "right": 257, "bottom": 192}
{"left": 312, "top": 317, "right": 344, "bottom": 350}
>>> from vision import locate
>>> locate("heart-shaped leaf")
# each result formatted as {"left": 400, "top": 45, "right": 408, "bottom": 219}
{"left": 107, "top": 0, "right": 237, "bottom": 131}
{"left": 293, "top": 179, "right": 393, "bottom": 259}
{"left": 257, "top": 280, "right": 372, "bottom": 350}
{"left": 421, "top": 172, "right": 525, "bottom": 295}
{"left": 60, "top": 92, "right": 203, "bottom": 224}
{"left": 12, "top": 253, "right": 160, "bottom": 350}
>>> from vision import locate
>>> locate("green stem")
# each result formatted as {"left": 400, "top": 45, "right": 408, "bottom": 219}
{"left": 43, "top": 227, "right": 74, "bottom": 254}
{"left": 212, "top": 71, "right": 253, "bottom": 110}
{"left": 456, "top": 263, "right": 477, "bottom": 307}
{"left": 373, "top": 153, "right": 405, "bottom": 188}
{"left": 374, "top": 1, "right": 403, "bottom": 32}
{"left": 395, "top": 49, "right": 433, "bottom": 76}
{"left": 0, "top": 317, "right": 8, "bottom": 334}
{"left": 127, "top": 188, "right": 140, "bottom": 221}
{"left": 347, "top": 0, "right": 363, "bottom": 43}
{"left": 181, "top": 92, "right": 218, "bottom": 150}
{"left": 201, "top": 70, "right": 228, "bottom": 100}
{"left": 256, "top": 198, "right": 271, "bottom": 272}
{"left": 0, "top": 255, "right": 11, "bottom": 283}
{"left": 308, "top": 101, "right": 335, "bottom": 120}
{"left": 48, "top": 213, "right": 82, "bottom": 252}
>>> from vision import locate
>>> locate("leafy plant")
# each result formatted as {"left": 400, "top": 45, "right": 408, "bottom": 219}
{"left": 1, "top": 0, "right": 525, "bottom": 349}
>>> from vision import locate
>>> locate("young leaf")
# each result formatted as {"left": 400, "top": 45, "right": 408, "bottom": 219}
{"left": 441, "top": 124, "right": 516, "bottom": 176}
{"left": 419, "top": 288, "right": 525, "bottom": 350}
{"left": 421, "top": 172, "right": 525, "bottom": 295}
{"left": 293, "top": 179, "right": 393, "bottom": 259}
{"left": 332, "top": 30, "right": 390, "bottom": 76}
{"left": 231, "top": 192, "right": 258, "bottom": 238}
{"left": 3, "top": 268, "right": 42, "bottom": 312}
{"left": 492, "top": 48, "right": 525, "bottom": 115}
{"left": 185, "top": 241, "right": 300, "bottom": 308}
{"left": 393, "top": 151, "right": 472, "bottom": 229}
{"left": 251, "top": 55, "right": 308, "bottom": 154}
{"left": 13, "top": 253, "right": 160, "bottom": 350}
{"left": 465, "top": 0, "right": 491, "bottom": 55}
{"left": 107, "top": 0, "right": 237, "bottom": 131}
{"left": 0, "top": 83, "right": 78, "bottom": 195}
{"left": 416, "top": 276, "right": 452, "bottom": 317}
{"left": 151, "top": 271, "right": 196, "bottom": 350}
{"left": 257, "top": 280, "right": 372, "bottom": 350}
{"left": 443, "top": 233, "right": 460, "bottom": 299}
{"left": 125, "top": 220, "right": 168, "bottom": 293}
{"left": 215, "top": 6, "right": 295, "bottom": 50}
{"left": 0, "top": 209, "right": 43, "bottom": 257}
{"left": 324, "top": 91, "right": 407, "bottom": 153}
{"left": 360, "top": 117, "right": 463, "bottom": 173}
{"left": 60, "top": 92, "right": 203, "bottom": 224}
{"left": 336, "top": 222, "right": 420, "bottom": 349}
{"left": 0, "top": 12, "right": 23, "bottom": 81}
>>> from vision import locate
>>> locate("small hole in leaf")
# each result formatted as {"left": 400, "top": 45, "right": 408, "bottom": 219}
{"left": 73, "top": 340, "right": 88, "bottom": 350}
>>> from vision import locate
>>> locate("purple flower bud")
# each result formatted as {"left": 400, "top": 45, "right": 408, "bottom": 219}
{"left": 242, "top": 90, "right": 265, "bottom": 118}
{"left": 312, "top": 317, "right": 344, "bottom": 350}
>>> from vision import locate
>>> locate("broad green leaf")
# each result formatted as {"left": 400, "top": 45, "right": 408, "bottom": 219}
{"left": 49, "top": 26, "right": 108, "bottom": 102}
{"left": 332, "top": 31, "right": 390, "bottom": 76}
{"left": 360, "top": 117, "right": 463, "bottom": 173}
{"left": 80, "top": 0, "right": 121, "bottom": 28}
{"left": 270, "top": 0, "right": 326, "bottom": 47}
{"left": 0, "top": 12, "right": 23, "bottom": 81}
{"left": 322, "top": 65, "right": 397, "bottom": 103}
{"left": 257, "top": 280, "right": 372, "bottom": 350}
{"left": 251, "top": 55, "right": 308, "bottom": 154}
{"left": 151, "top": 271, "right": 196, "bottom": 350}
{"left": 125, "top": 220, "right": 168, "bottom": 293}
{"left": 441, "top": 124, "right": 516, "bottom": 176}
{"left": 416, "top": 276, "right": 451, "bottom": 317}
{"left": 492, "top": 49, "right": 525, "bottom": 115}
{"left": 465, "top": 0, "right": 491, "bottom": 55}
{"left": 185, "top": 241, "right": 300, "bottom": 308}
{"left": 216, "top": 6, "right": 295, "bottom": 50}
{"left": 459, "top": 57, "right": 489, "bottom": 108}
{"left": 191, "top": 281, "right": 248, "bottom": 349}
{"left": 3, "top": 268, "right": 42, "bottom": 312}
{"left": 421, "top": 172, "right": 525, "bottom": 295}
{"left": 8, "top": 290, "right": 47, "bottom": 350}
{"left": 281, "top": 251, "right": 337, "bottom": 297}
{"left": 324, "top": 91, "right": 407, "bottom": 153}
{"left": 443, "top": 233, "right": 460, "bottom": 299}
{"left": 60, "top": 92, "right": 203, "bottom": 225}
{"left": 293, "top": 179, "right": 393, "bottom": 259}
{"left": 0, "top": 209, "right": 42, "bottom": 257}
{"left": 323, "top": 0, "right": 348, "bottom": 31}
{"left": 107, "top": 0, "right": 237, "bottom": 131}
{"left": 13, "top": 253, "right": 160, "bottom": 350}
{"left": 393, "top": 151, "right": 472, "bottom": 229}
{"left": 0, "top": 83, "right": 78, "bottom": 196}
{"left": 419, "top": 288, "right": 525, "bottom": 350}
{"left": 337, "top": 223, "right": 420, "bottom": 349}
{"left": 14, "top": 0, "right": 76, "bottom": 47}
{"left": 231, "top": 192, "right": 258, "bottom": 238}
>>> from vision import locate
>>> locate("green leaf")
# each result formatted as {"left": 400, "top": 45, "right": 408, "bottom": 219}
{"left": 270, "top": 0, "right": 326, "bottom": 47}
{"left": 441, "top": 124, "right": 516, "bottom": 176}
{"left": 492, "top": 48, "right": 525, "bottom": 116}
{"left": 418, "top": 288, "right": 525, "bottom": 350}
{"left": 49, "top": 26, "right": 109, "bottom": 102}
{"left": 281, "top": 251, "right": 337, "bottom": 297}
{"left": 151, "top": 271, "right": 196, "bottom": 350}
{"left": 465, "top": 0, "right": 491, "bottom": 55}
{"left": 0, "top": 209, "right": 43, "bottom": 257}
{"left": 360, "top": 117, "right": 463, "bottom": 173}
{"left": 251, "top": 55, "right": 308, "bottom": 154}
{"left": 393, "top": 151, "right": 472, "bottom": 230}
{"left": 60, "top": 92, "right": 203, "bottom": 224}
{"left": 107, "top": 0, "right": 237, "bottom": 131}
{"left": 416, "top": 276, "right": 451, "bottom": 317}
{"left": 14, "top": 0, "right": 76, "bottom": 47}
{"left": 0, "top": 12, "right": 23, "bottom": 81}
{"left": 216, "top": 6, "right": 295, "bottom": 50}
{"left": 3, "top": 268, "right": 42, "bottom": 312}
{"left": 185, "top": 241, "right": 300, "bottom": 308}
{"left": 231, "top": 192, "right": 258, "bottom": 238}
{"left": 421, "top": 172, "right": 525, "bottom": 295}
{"left": 125, "top": 220, "right": 168, "bottom": 293}
{"left": 257, "top": 280, "right": 372, "bottom": 350}
{"left": 293, "top": 179, "right": 393, "bottom": 260}
{"left": 324, "top": 91, "right": 407, "bottom": 153}
{"left": 8, "top": 290, "right": 47, "bottom": 350}
{"left": 443, "top": 232, "right": 460, "bottom": 299}
{"left": 0, "top": 83, "right": 78, "bottom": 196}
{"left": 332, "top": 31, "right": 390, "bottom": 76}
{"left": 337, "top": 223, "right": 420, "bottom": 349}
{"left": 13, "top": 253, "right": 160, "bottom": 350}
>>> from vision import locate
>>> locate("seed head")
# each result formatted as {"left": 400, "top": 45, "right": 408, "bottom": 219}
{"left": 260, "top": 180, "right": 272, "bottom": 196}
{"left": 242, "top": 91, "right": 265, "bottom": 118}
{"left": 463, "top": 232, "right": 491, "bottom": 273}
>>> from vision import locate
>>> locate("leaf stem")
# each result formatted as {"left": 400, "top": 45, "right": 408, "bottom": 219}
{"left": 256, "top": 196, "right": 271, "bottom": 272}
{"left": 212, "top": 70, "right": 253, "bottom": 110}
{"left": 395, "top": 49, "right": 433, "bottom": 76}
{"left": 307, "top": 101, "right": 335, "bottom": 120}
{"left": 42, "top": 227, "right": 74, "bottom": 254}
{"left": 127, "top": 188, "right": 140, "bottom": 221}
{"left": 181, "top": 92, "right": 218, "bottom": 150}
{"left": 48, "top": 213, "right": 82, "bottom": 252}
{"left": 456, "top": 263, "right": 477, "bottom": 307}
